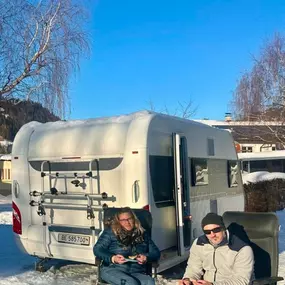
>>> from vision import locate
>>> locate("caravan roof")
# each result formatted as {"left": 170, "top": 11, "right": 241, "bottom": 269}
{"left": 13, "top": 110, "right": 236, "bottom": 160}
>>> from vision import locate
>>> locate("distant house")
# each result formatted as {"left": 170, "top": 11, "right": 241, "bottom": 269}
{"left": 0, "top": 154, "right": 11, "bottom": 196}
{"left": 0, "top": 137, "right": 13, "bottom": 153}
{"left": 196, "top": 114, "right": 284, "bottom": 153}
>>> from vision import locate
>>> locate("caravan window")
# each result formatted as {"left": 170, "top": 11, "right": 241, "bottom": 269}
{"left": 242, "top": 161, "right": 249, "bottom": 173}
{"left": 228, "top": 160, "right": 238, "bottom": 187}
{"left": 191, "top": 158, "right": 208, "bottom": 186}
{"left": 149, "top": 155, "right": 175, "bottom": 207}
{"left": 250, "top": 160, "right": 267, "bottom": 172}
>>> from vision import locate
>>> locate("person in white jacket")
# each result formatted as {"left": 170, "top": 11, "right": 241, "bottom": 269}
{"left": 179, "top": 213, "right": 254, "bottom": 285}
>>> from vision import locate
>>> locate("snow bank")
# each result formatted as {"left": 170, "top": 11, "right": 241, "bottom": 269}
{"left": 242, "top": 171, "right": 285, "bottom": 184}
{"left": 0, "top": 199, "right": 11, "bottom": 225}
{"left": 36, "top": 110, "right": 154, "bottom": 131}
{"left": 0, "top": 154, "right": 11, "bottom": 161}
{"left": 0, "top": 212, "right": 11, "bottom": 225}
{"left": 0, "top": 195, "right": 11, "bottom": 205}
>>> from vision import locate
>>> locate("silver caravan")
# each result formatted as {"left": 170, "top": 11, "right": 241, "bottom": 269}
{"left": 11, "top": 111, "right": 244, "bottom": 272}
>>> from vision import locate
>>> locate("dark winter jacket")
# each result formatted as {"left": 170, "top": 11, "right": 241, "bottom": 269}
{"left": 93, "top": 228, "right": 160, "bottom": 273}
{"left": 183, "top": 230, "right": 254, "bottom": 285}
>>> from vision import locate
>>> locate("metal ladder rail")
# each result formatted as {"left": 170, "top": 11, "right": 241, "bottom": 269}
{"left": 37, "top": 159, "right": 108, "bottom": 256}
{"left": 42, "top": 173, "right": 94, "bottom": 179}
{"left": 40, "top": 160, "right": 100, "bottom": 194}
{"left": 40, "top": 203, "right": 108, "bottom": 211}
{"left": 42, "top": 193, "right": 116, "bottom": 202}
{"left": 88, "top": 159, "right": 100, "bottom": 245}
{"left": 39, "top": 160, "right": 95, "bottom": 257}
{"left": 30, "top": 197, "right": 112, "bottom": 258}
{"left": 40, "top": 161, "right": 53, "bottom": 257}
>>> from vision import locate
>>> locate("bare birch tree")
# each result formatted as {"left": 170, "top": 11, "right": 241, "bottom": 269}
{"left": 231, "top": 33, "right": 285, "bottom": 146}
{"left": 0, "top": 0, "right": 90, "bottom": 117}
{"left": 232, "top": 33, "right": 285, "bottom": 120}
{"left": 147, "top": 99, "right": 197, "bottom": 119}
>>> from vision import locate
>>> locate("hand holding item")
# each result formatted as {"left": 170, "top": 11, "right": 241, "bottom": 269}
{"left": 136, "top": 254, "right": 147, "bottom": 264}
{"left": 193, "top": 280, "right": 212, "bottom": 285}
{"left": 178, "top": 278, "right": 192, "bottom": 285}
{"left": 112, "top": 254, "right": 127, "bottom": 264}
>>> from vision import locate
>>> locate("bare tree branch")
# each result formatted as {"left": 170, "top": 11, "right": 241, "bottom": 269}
{"left": 231, "top": 33, "right": 285, "bottom": 144}
{"left": 146, "top": 99, "right": 156, "bottom": 112}
{"left": 0, "top": 0, "right": 90, "bottom": 117}
{"left": 146, "top": 98, "right": 198, "bottom": 119}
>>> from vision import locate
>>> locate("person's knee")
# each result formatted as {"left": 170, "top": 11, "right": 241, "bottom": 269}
{"left": 142, "top": 279, "right": 155, "bottom": 285}
{"left": 121, "top": 275, "right": 153, "bottom": 285}
{"left": 141, "top": 278, "right": 155, "bottom": 285}
{"left": 122, "top": 278, "right": 140, "bottom": 285}
{"left": 138, "top": 275, "right": 155, "bottom": 285}
{"left": 101, "top": 272, "right": 140, "bottom": 285}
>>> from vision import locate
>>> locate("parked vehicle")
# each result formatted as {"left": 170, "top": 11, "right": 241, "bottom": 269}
{"left": 238, "top": 150, "right": 285, "bottom": 174}
{"left": 11, "top": 111, "right": 244, "bottom": 272}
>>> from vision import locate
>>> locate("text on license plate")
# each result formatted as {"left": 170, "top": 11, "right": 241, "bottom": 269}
{"left": 58, "top": 233, "right": 90, "bottom": 246}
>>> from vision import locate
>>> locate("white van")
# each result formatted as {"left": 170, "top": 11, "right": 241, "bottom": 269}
{"left": 11, "top": 111, "right": 244, "bottom": 272}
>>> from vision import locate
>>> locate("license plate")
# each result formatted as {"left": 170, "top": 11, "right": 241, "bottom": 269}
{"left": 58, "top": 233, "right": 90, "bottom": 246}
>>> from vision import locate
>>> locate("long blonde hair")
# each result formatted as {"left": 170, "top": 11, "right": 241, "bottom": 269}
{"left": 111, "top": 207, "right": 145, "bottom": 237}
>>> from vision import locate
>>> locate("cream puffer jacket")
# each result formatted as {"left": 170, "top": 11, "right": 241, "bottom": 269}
{"left": 183, "top": 231, "right": 254, "bottom": 285}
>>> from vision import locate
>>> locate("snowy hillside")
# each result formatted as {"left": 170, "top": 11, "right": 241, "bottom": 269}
{"left": 0, "top": 196, "right": 284, "bottom": 284}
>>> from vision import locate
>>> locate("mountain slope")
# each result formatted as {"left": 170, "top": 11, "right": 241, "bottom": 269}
{"left": 0, "top": 99, "right": 60, "bottom": 141}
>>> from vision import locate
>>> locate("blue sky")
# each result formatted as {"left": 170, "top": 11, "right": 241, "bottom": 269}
{"left": 70, "top": 0, "right": 285, "bottom": 120}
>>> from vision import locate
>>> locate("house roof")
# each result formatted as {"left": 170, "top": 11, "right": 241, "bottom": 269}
{"left": 195, "top": 120, "right": 285, "bottom": 145}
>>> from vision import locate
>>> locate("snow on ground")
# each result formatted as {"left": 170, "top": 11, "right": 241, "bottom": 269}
{"left": 0, "top": 196, "right": 179, "bottom": 285}
{"left": 0, "top": 211, "right": 12, "bottom": 225}
{"left": 0, "top": 195, "right": 11, "bottom": 204}
{"left": 242, "top": 171, "right": 285, "bottom": 184}
{"left": 0, "top": 154, "right": 11, "bottom": 161}
{"left": 0, "top": 195, "right": 284, "bottom": 284}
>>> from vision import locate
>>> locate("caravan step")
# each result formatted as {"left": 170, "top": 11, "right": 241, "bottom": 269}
{"left": 158, "top": 247, "right": 189, "bottom": 273}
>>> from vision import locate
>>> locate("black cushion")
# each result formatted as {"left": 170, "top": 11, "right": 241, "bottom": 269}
{"left": 223, "top": 211, "right": 279, "bottom": 279}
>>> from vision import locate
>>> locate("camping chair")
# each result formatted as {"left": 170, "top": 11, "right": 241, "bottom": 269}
{"left": 222, "top": 211, "right": 284, "bottom": 285}
{"left": 94, "top": 208, "right": 159, "bottom": 284}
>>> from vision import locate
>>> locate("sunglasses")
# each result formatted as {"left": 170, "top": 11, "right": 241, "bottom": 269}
{"left": 203, "top": 226, "right": 223, "bottom": 235}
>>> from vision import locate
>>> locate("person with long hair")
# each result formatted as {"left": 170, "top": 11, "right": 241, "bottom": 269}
{"left": 93, "top": 207, "right": 160, "bottom": 285}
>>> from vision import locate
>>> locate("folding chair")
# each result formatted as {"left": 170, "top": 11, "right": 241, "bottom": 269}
{"left": 94, "top": 208, "right": 159, "bottom": 284}
{"left": 223, "top": 211, "right": 284, "bottom": 285}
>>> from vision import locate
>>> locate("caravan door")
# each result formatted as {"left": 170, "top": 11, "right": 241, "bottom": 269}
{"left": 172, "top": 133, "right": 191, "bottom": 256}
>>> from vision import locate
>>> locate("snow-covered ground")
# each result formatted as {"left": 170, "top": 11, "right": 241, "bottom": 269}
{"left": 0, "top": 195, "right": 284, "bottom": 284}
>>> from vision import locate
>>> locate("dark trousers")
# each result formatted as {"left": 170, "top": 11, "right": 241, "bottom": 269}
{"left": 101, "top": 267, "right": 155, "bottom": 285}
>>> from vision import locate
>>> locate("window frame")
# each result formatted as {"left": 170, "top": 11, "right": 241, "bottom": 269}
{"left": 149, "top": 155, "right": 175, "bottom": 208}
{"left": 191, "top": 158, "right": 209, "bottom": 186}
{"left": 227, "top": 160, "right": 239, "bottom": 188}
